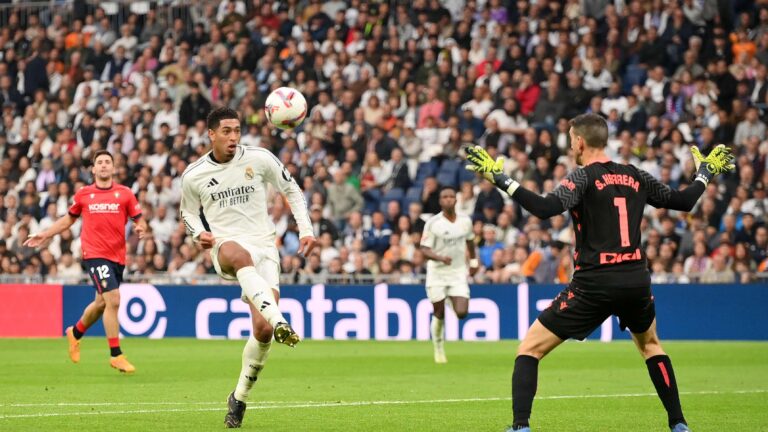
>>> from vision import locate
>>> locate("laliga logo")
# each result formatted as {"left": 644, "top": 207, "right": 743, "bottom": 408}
{"left": 118, "top": 284, "right": 167, "bottom": 338}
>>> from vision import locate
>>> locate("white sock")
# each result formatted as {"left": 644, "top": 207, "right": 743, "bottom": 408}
{"left": 236, "top": 266, "right": 286, "bottom": 327}
{"left": 234, "top": 337, "right": 272, "bottom": 402}
{"left": 431, "top": 316, "right": 444, "bottom": 351}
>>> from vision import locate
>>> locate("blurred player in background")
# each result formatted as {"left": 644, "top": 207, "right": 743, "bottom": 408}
{"left": 465, "top": 113, "right": 734, "bottom": 432}
{"left": 180, "top": 107, "right": 317, "bottom": 428}
{"left": 24, "top": 150, "right": 147, "bottom": 374}
{"left": 420, "top": 186, "right": 479, "bottom": 363}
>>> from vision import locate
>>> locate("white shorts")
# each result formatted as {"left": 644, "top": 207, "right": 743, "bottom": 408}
{"left": 211, "top": 239, "right": 281, "bottom": 301}
{"left": 425, "top": 282, "right": 470, "bottom": 303}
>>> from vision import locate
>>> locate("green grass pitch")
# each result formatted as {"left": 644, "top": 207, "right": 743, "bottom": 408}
{"left": 0, "top": 339, "right": 766, "bottom": 431}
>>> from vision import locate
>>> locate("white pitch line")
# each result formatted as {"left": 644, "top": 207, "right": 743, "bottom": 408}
{"left": 0, "top": 389, "right": 764, "bottom": 420}
{"left": 1, "top": 401, "right": 296, "bottom": 408}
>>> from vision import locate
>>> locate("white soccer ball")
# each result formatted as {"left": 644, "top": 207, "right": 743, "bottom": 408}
{"left": 264, "top": 87, "right": 308, "bottom": 130}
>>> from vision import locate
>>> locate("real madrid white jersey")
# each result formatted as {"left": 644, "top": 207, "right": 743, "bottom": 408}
{"left": 420, "top": 212, "right": 475, "bottom": 284}
{"left": 180, "top": 145, "right": 313, "bottom": 246}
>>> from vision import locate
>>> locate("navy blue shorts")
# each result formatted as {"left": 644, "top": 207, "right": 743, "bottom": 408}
{"left": 83, "top": 258, "right": 125, "bottom": 293}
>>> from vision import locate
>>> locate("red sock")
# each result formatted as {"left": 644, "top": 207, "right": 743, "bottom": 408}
{"left": 108, "top": 337, "right": 122, "bottom": 357}
{"left": 76, "top": 320, "right": 87, "bottom": 333}
{"left": 72, "top": 320, "right": 88, "bottom": 339}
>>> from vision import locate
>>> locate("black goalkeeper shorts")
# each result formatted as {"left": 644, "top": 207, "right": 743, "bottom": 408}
{"left": 537, "top": 282, "right": 656, "bottom": 341}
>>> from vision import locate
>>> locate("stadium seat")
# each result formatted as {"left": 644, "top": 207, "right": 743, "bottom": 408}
{"left": 438, "top": 159, "right": 462, "bottom": 174}
{"left": 622, "top": 65, "right": 647, "bottom": 94}
{"left": 415, "top": 161, "right": 439, "bottom": 180}
{"left": 434, "top": 159, "right": 461, "bottom": 187}
{"left": 402, "top": 186, "right": 423, "bottom": 208}
{"left": 362, "top": 189, "right": 382, "bottom": 214}
{"left": 382, "top": 187, "right": 405, "bottom": 202}
{"left": 458, "top": 166, "right": 477, "bottom": 184}
{"left": 436, "top": 170, "right": 458, "bottom": 188}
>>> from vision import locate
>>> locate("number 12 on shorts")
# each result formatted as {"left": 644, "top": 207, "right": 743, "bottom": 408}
{"left": 92, "top": 265, "right": 111, "bottom": 280}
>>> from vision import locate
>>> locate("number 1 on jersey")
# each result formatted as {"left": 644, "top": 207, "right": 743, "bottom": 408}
{"left": 613, "top": 197, "right": 630, "bottom": 247}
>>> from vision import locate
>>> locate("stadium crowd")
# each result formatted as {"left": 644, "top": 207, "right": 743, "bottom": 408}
{"left": 0, "top": 0, "right": 766, "bottom": 285}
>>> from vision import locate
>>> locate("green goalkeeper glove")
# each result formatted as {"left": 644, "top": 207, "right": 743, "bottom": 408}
{"left": 690, "top": 144, "right": 735, "bottom": 186}
{"left": 464, "top": 145, "right": 520, "bottom": 195}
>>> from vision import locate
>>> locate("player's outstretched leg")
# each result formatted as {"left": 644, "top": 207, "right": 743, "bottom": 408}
{"left": 234, "top": 336, "right": 271, "bottom": 399}
{"left": 430, "top": 300, "right": 446, "bottom": 363}
{"left": 66, "top": 294, "right": 107, "bottom": 363}
{"left": 102, "top": 290, "right": 135, "bottom": 374}
{"left": 220, "top": 243, "right": 296, "bottom": 345}
{"left": 429, "top": 295, "right": 469, "bottom": 364}
{"left": 646, "top": 355, "right": 688, "bottom": 431}
{"left": 631, "top": 320, "right": 688, "bottom": 431}
{"left": 225, "top": 305, "right": 273, "bottom": 428}
{"left": 65, "top": 326, "right": 81, "bottom": 363}
{"left": 511, "top": 355, "right": 539, "bottom": 430}
{"left": 236, "top": 266, "right": 288, "bottom": 326}
{"left": 431, "top": 315, "right": 446, "bottom": 363}
{"left": 511, "top": 319, "right": 563, "bottom": 431}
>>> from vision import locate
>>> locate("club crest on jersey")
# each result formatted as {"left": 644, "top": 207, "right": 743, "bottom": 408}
{"left": 114, "top": 192, "right": 120, "bottom": 198}
{"left": 245, "top": 166, "right": 254, "bottom": 180}
{"left": 90, "top": 193, "right": 95, "bottom": 199}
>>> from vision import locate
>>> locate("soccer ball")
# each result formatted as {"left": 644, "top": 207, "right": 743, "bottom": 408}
{"left": 264, "top": 87, "right": 308, "bottom": 130}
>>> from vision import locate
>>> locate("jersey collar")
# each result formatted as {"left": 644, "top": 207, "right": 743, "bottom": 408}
{"left": 208, "top": 146, "right": 242, "bottom": 165}
{"left": 94, "top": 183, "right": 114, "bottom": 190}
{"left": 586, "top": 156, "right": 611, "bottom": 166}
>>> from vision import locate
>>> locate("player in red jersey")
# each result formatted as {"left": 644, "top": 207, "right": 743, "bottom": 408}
{"left": 465, "top": 114, "right": 734, "bottom": 432}
{"left": 25, "top": 150, "right": 147, "bottom": 374}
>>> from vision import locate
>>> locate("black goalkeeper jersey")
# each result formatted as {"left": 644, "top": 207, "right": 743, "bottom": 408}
{"left": 551, "top": 160, "right": 679, "bottom": 289}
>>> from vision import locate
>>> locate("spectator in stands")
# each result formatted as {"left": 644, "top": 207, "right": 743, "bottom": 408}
{"left": 179, "top": 83, "right": 212, "bottom": 127}
{"left": 363, "top": 211, "right": 392, "bottom": 256}
{"left": 750, "top": 226, "right": 768, "bottom": 264}
{"left": 149, "top": 205, "right": 176, "bottom": 246}
{"left": 0, "top": 0, "right": 765, "bottom": 286}
{"left": 309, "top": 204, "right": 339, "bottom": 242}
{"left": 478, "top": 224, "right": 504, "bottom": 268}
{"left": 734, "top": 107, "right": 767, "bottom": 146}
{"left": 700, "top": 251, "right": 736, "bottom": 283}
{"left": 384, "top": 200, "right": 401, "bottom": 230}
{"left": 522, "top": 235, "right": 572, "bottom": 284}
{"left": 57, "top": 251, "right": 81, "bottom": 277}
{"left": 381, "top": 147, "right": 411, "bottom": 193}
{"left": 326, "top": 170, "right": 363, "bottom": 228}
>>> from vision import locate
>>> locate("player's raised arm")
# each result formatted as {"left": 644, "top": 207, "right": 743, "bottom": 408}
{"left": 638, "top": 144, "right": 735, "bottom": 211}
{"left": 464, "top": 145, "right": 576, "bottom": 219}
{"left": 23, "top": 213, "right": 78, "bottom": 248}
{"left": 24, "top": 187, "right": 86, "bottom": 247}
{"left": 179, "top": 173, "right": 209, "bottom": 243}
{"left": 258, "top": 149, "right": 316, "bottom": 255}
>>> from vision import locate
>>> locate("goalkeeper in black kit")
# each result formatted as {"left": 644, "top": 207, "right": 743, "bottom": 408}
{"left": 464, "top": 113, "right": 734, "bottom": 432}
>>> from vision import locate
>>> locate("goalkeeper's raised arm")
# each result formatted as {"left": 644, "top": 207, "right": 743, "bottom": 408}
{"left": 464, "top": 140, "right": 734, "bottom": 218}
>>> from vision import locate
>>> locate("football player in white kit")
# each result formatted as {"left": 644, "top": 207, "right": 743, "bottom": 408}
{"left": 419, "top": 186, "right": 479, "bottom": 363}
{"left": 179, "top": 107, "right": 317, "bottom": 428}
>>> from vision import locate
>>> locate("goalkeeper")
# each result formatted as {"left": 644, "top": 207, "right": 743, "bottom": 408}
{"left": 464, "top": 114, "right": 734, "bottom": 432}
